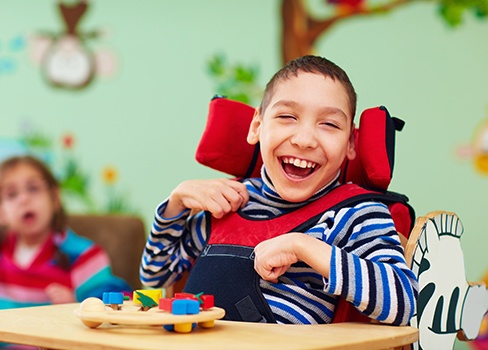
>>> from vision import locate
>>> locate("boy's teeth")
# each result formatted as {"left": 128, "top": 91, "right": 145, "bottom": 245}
{"left": 284, "top": 157, "right": 316, "bottom": 169}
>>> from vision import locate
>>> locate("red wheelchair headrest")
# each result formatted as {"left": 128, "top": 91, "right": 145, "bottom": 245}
{"left": 196, "top": 96, "right": 404, "bottom": 191}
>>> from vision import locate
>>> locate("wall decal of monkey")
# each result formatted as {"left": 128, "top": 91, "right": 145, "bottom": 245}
{"left": 30, "top": 0, "right": 117, "bottom": 90}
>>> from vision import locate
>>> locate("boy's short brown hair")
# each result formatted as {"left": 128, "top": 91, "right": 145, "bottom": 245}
{"left": 260, "top": 55, "right": 357, "bottom": 119}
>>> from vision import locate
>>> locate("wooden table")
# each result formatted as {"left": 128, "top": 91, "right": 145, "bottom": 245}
{"left": 0, "top": 303, "right": 418, "bottom": 350}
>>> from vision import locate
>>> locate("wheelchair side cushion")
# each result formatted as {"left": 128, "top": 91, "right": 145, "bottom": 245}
{"left": 195, "top": 97, "right": 263, "bottom": 178}
{"left": 340, "top": 105, "right": 404, "bottom": 190}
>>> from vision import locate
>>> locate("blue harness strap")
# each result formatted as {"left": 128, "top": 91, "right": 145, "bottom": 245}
{"left": 183, "top": 184, "right": 412, "bottom": 323}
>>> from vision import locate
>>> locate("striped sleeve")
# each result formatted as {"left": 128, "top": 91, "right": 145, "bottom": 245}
{"left": 324, "top": 201, "right": 418, "bottom": 326}
{"left": 59, "top": 230, "right": 131, "bottom": 300}
{"left": 139, "top": 199, "right": 207, "bottom": 288}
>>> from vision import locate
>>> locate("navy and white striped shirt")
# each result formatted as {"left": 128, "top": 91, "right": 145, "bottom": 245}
{"left": 140, "top": 172, "right": 418, "bottom": 325}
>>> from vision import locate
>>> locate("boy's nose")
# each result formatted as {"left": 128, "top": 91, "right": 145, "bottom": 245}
{"left": 290, "top": 126, "right": 318, "bottom": 149}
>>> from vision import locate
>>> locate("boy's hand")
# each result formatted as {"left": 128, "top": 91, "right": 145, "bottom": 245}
{"left": 254, "top": 233, "right": 332, "bottom": 282}
{"left": 165, "top": 178, "right": 249, "bottom": 219}
{"left": 45, "top": 283, "right": 76, "bottom": 304}
{"left": 253, "top": 233, "right": 302, "bottom": 283}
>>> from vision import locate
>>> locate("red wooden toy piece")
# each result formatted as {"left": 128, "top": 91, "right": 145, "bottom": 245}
{"left": 159, "top": 298, "right": 173, "bottom": 312}
{"left": 200, "top": 294, "right": 214, "bottom": 310}
{"left": 174, "top": 293, "right": 198, "bottom": 301}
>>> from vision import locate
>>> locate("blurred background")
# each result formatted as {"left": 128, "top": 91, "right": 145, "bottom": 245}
{"left": 1, "top": 1, "right": 487, "bottom": 346}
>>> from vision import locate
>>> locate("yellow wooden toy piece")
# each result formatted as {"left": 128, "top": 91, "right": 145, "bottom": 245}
{"left": 132, "top": 289, "right": 162, "bottom": 306}
{"left": 198, "top": 320, "right": 215, "bottom": 328}
{"left": 174, "top": 323, "right": 193, "bottom": 333}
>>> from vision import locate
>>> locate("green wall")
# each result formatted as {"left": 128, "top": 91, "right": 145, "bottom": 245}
{"left": 1, "top": 0, "right": 487, "bottom": 289}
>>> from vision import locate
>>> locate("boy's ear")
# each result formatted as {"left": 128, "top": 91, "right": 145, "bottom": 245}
{"left": 346, "top": 123, "right": 357, "bottom": 161}
{"left": 246, "top": 108, "right": 262, "bottom": 145}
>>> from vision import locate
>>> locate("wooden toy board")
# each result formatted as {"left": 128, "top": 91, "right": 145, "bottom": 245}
{"left": 74, "top": 299, "right": 225, "bottom": 328}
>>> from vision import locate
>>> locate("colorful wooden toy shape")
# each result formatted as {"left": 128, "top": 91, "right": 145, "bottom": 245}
{"left": 132, "top": 289, "right": 161, "bottom": 311}
{"left": 158, "top": 292, "right": 216, "bottom": 332}
{"left": 159, "top": 292, "right": 215, "bottom": 312}
{"left": 75, "top": 291, "right": 225, "bottom": 333}
{"left": 102, "top": 292, "right": 124, "bottom": 310}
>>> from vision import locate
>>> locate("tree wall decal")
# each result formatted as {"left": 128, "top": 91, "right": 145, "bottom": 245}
{"left": 281, "top": 0, "right": 488, "bottom": 64}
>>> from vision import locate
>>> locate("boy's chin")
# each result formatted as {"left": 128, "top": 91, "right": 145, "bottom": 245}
{"left": 276, "top": 187, "right": 317, "bottom": 203}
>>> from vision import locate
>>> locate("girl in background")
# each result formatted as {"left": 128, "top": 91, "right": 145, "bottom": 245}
{"left": 0, "top": 155, "right": 130, "bottom": 309}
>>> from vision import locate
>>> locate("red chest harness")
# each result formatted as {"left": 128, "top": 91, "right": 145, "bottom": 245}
{"left": 183, "top": 184, "right": 412, "bottom": 323}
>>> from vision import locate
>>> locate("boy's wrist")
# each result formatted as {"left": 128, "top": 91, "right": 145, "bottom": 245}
{"left": 162, "top": 202, "right": 187, "bottom": 219}
{"left": 295, "top": 233, "right": 332, "bottom": 278}
{"left": 156, "top": 199, "right": 189, "bottom": 221}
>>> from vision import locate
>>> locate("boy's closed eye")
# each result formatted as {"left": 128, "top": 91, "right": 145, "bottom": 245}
{"left": 277, "top": 114, "right": 296, "bottom": 120}
{"left": 321, "top": 121, "right": 340, "bottom": 129}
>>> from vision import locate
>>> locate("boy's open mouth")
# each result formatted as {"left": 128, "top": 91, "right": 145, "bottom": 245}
{"left": 281, "top": 156, "right": 318, "bottom": 179}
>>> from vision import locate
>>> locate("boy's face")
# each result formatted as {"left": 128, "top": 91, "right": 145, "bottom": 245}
{"left": 247, "top": 72, "right": 356, "bottom": 203}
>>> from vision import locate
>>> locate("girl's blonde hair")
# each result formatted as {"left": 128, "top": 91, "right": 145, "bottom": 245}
{"left": 0, "top": 155, "right": 67, "bottom": 233}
